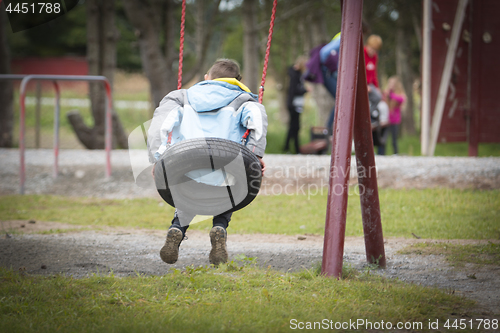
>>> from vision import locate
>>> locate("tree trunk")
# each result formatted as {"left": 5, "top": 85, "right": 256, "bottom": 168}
{"left": 68, "top": 0, "right": 128, "bottom": 149}
{"left": 305, "top": 8, "right": 332, "bottom": 126}
{"left": 308, "top": 9, "right": 329, "bottom": 46}
{"left": 182, "top": 0, "right": 222, "bottom": 84}
{"left": 311, "top": 84, "right": 335, "bottom": 128}
{"left": 242, "top": 0, "right": 259, "bottom": 93}
{"left": 123, "top": 0, "right": 173, "bottom": 108}
{"left": 124, "top": 0, "right": 221, "bottom": 108}
{"left": 86, "top": 0, "right": 105, "bottom": 148}
{"left": 0, "top": 10, "right": 13, "bottom": 148}
{"left": 396, "top": 26, "right": 416, "bottom": 136}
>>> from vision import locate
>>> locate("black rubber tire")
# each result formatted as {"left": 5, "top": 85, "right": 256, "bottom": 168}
{"left": 154, "top": 138, "right": 262, "bottom": 215}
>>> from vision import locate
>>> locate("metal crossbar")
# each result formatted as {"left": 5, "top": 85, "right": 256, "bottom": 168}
{"left": 0, "top": 74, "right": 114, "bottom": 194}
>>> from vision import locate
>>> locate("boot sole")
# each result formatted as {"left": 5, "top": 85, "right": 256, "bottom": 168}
{"left": 209, "top": 226, "right": 228, "bottom": 265}
{"left": 160, "top": 228, "right": 183, "bottom": 264}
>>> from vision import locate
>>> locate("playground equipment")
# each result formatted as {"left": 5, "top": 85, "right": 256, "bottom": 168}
{"left": 0, "top": 74, "right": 114, "bottom": 194}
{"left": 154, "top": 137, "right": 262, "bottom": 215}
{"left": 153, "top": 0, "right": 277, "bottom": 213}
{"left": 322, "top": 0, "right": 386, "bottom": 278}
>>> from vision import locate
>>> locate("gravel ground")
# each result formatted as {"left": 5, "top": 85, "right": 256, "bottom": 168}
{"left": 1, "top": 149, "right": 499, "bottom": 316}
{"left": 1, "top": 225, "right": 498, "bottom": 315}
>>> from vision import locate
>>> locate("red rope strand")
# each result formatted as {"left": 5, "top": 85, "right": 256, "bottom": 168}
{"left": 258, "top": 0, "right": 278, "bottom": 104}
{"left": 242, "top": 0, "right": 278, "bottom": 143}
{"left": 175, "top": 1, "right": 276, "bottom": 143}
{"left": 177, "top": 0, "right": 186, "bottom": 90}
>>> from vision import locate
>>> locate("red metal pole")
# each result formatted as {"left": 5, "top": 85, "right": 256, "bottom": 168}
{"left": 322, "top": 0, "right": 364, "bottom": 278}
{"left": 17, "top": 75, "right": 114, "bottom": 193}
{"left": 19, "top": 86, "right": 27, "bottom": 195}
{"left": 53, "top": 81, "right": 61, "bottom": 178}
{"left": 353, "top": 38, "right": 386, "bottom": 268}
{"left": 104, "top": 80, "right": 113, "bottom": 179}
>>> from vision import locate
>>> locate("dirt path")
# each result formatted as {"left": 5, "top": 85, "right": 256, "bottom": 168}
{"left": 1, "top": 221, "right": 498, "bottom": 316}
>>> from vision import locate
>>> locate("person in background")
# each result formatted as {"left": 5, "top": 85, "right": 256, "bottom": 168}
{"left": 364, "top": 35, "right": 383, "bottom": 114}
{"left": 364, "top": 34, "right": 382, "bottom": 89}
{"left": 284, "top": 56, "right": 308, "bottom": 154}
{"left": 381, "top": 76, "right": 406, "bottom": 155}
{"left": 303, "top": 33, "right": 340, "bottom": 135}
{"left": 321, "top": 33, "right": 341, "bottom": 134}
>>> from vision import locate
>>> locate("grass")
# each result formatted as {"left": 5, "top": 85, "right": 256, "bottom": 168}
{"left": 399, "top": 242, "right": 500, "bottom": 267}
{"left": 1, "top": 227, "right": 87, "bottom": 236}
{"left": 1, "top": 188, "right": 499, "bottom": 239}
{"left": 380, "top": 134, "right": 500, "bottom": 157}
{"left": 0, "top": 261, "right": 475, "bottom": 333}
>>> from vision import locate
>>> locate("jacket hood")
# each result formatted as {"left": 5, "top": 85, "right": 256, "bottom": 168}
{"left": 187, "top": 80, "right": 257, "bottom": 112}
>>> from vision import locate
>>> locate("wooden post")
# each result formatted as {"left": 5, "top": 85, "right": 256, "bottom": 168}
{"left": 322, "top": 0, "right": 385, "bottom": 278}
{"left": 353, "top": 38, "right": 385, "bottom": 268}
{"left": 421, "top": 0, "right": 432, "bottom": 156}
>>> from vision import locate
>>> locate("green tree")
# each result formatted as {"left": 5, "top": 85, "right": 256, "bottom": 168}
{"left": 67, "top": 0, "right": 129, "bottom": 149}
{"left": 122, "top": 0, "right": 223, "bottom": 108}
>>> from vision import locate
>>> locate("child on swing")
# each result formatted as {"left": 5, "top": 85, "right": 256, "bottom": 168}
{"left": 148, "top": 59, "right": 268, "bottom": 265}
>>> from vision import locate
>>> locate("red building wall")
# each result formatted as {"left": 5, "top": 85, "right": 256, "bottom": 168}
{"left": 11, "top": 56, "right": 88, "bottom": 91}
{"left": 430, "top": 0, "right": 500, "bottom": 154}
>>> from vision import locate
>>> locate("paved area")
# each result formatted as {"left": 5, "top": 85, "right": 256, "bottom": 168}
{"left": 1, "top": 149, "right": 499, "bottom": 197}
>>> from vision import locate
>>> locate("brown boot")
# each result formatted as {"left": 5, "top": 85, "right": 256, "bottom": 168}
{"left": 209, "top": 226, "right": 228, "bottom": 265}
{"left": 160, "top": 227, "right": 183, "bottom": 264}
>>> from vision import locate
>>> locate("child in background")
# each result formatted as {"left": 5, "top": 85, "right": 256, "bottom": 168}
{"left": 382, "top": 76, "right": 406, "bottom": 155}
{"left": 364, "top": 34, "right": 382, "bottom": 89}
{"left": 284, "top": 56, "right": 308, "bottom": 154}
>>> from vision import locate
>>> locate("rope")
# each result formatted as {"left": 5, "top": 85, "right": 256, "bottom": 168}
{"left": 258, "top": 0, "right": 278, "bottom": 104}
{"left": 175, "top": 0, "right": 277, "bottom": 142}
{"left": 242, "top": 0, "right": 277, "bottom": 143}
{"left": 177, "top": 0, "right": 186, "bottom": 90}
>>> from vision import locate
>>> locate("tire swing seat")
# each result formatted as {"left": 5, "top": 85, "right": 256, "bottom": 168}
{"left": 154, "top": 138, "right": 262, "bottom": 216}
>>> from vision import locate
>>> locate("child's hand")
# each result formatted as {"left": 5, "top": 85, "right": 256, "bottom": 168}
{"left": 258, "top": 157, "right": 266, "bottom": 176}
{"left": 151, "top": 163, "right": 156, "bottom": 178}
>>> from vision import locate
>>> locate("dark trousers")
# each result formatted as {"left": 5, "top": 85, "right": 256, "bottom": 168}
{"left": 284, "top": 107, "right": 301, "bottom": 154}
{"left": 377, "top": 127, "right": 388, "bottom": 155}
{"left": 322, "top": 66, "right": 338, "bottom": 133}
{"left": 389, "top": 124, "right": 399, "bottom": 154}
{"left": 170, "top": 209, "right": 232, "bottom": 237}
{"left": 377, "top": 124, "right": 399, "bottom": 155}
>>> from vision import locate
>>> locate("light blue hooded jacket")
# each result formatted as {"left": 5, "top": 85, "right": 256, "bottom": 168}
{"left": 147, "top": 80, "right": 268, "bottom": 186}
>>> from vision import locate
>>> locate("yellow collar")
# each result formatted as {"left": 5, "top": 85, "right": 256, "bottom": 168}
{"left": 213, "top": 78, "right": 251, "bottom": 93}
